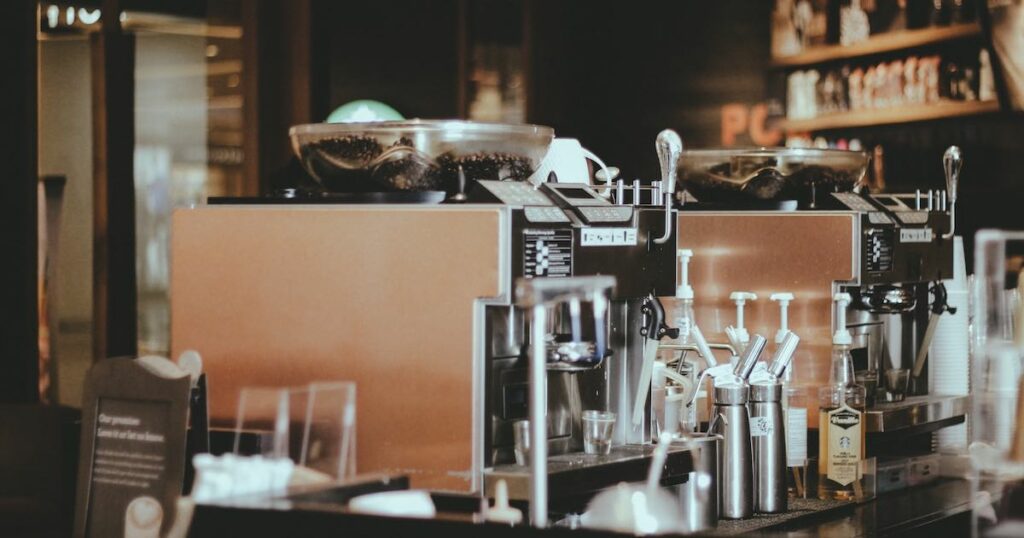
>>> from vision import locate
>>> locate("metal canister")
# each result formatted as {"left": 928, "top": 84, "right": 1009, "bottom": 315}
{"left": 749, "top": 381, "right": 787, "bottom": 514}
{"left": 675, "top": 434, "right": 721, "bottom": 532}
{"left": 710, "top": 383, "right": 753, "bottom": 519}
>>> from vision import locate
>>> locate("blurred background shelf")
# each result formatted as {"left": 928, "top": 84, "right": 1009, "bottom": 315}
{"left": 778, "top": 99, "right": 1000, "bottom": 133}
{"left": 771, "top": 23, "right": 983, "bottom": 68}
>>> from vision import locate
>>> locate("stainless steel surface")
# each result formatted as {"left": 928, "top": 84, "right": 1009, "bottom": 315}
{"left": 768, "top": 331, "right": 800, "bottom": 379}
{"left": 675, "top": 435, "right": 721, "bottom": 533}
{"left": 659, "top": 340, "right": 734, "bottom": 368}
{"left": 734, "top": 334, "right": 768, "bottom": 380}
{"left": 609, "top": 300, "right": 652, "bottom": 446}
{"left": 528, "top": 303, "right": 548, "bottom": 527}
{"left": 654, "top": 192, "right": 675, "bottom": 244}
{"left": 749, "top": 382, "right": 787, "bottom": 514}
{"left": 913, "top": 312, "right": 942, "bottom": 378}
{"left": 942, "top": 145, "right": 961, "bottom": 239}
{"left": 710, "top": 393, "right": 754, "bottom": 519}
{"left": 656, "top": 129, "right": 683, "bottom": 196}
{"left": 484, "top": 444, "right": 695, "bottom": 501}
{"left": 451, "top": 165, "right": 468, "bottom": 203}
{"left": 513, "top": 420, "right": 530, "bottom": 466}
{"left": 856, "top": 285, "right": 917, "bottom": 313}
{"left": 865, "top": 395, "right": 968, "bottom": 432}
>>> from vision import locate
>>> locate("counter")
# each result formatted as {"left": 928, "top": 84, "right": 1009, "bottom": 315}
{"left": 187, "top": 478, "right": 978, "bottom": 537}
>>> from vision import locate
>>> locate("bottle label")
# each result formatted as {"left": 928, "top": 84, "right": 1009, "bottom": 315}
{"left": 826, "top": 404, "right": 862, "bottom": 486}
{"left": 751, "top": 415, "right": 774, "bottom": 437}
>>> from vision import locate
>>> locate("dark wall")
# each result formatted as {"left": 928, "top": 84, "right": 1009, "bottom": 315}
{"left": 528, "top": 0, "right": 774, "bottom": 179}
{"left": 0, "top": 0, "right": 39, "bottom": 403}
{"left": 325, "top": 0, "right": 461, "bottom": 120}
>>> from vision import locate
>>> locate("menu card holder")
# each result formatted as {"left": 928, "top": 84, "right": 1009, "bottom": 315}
{"left": 73, "top": 357, "right": 191, "bottom": 538}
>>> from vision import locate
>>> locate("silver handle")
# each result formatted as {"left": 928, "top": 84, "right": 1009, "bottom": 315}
{"left": 656, "top": 129, "right": 683, "bottom": 196}
{"left": 768, "top": 331, "right": 800, "bottom": 379}
{"left": 734, "top": 334, "right": 767, "bottom": 380}
{"left": 942, "top": 146, "right": 962, "bottom": 239}
{"left": 653, "top": 193, "right": 674, "bottom": 244}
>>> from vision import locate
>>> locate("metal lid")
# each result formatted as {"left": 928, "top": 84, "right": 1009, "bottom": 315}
{"left": 713, "top": 383, "right": 748, "bottom": 405}
{"left": 749, "top": 381, "right": 783, "bottom": 402}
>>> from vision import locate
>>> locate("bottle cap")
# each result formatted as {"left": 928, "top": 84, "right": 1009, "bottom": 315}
{"left": 484, "top": 479, "right": 523, "bottom": 524}
{"left": 833, "top": 292, "right": 853, "bottom": 346}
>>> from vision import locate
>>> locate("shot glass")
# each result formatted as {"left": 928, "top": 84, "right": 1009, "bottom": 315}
{"left": 513, "top": 420, "right": 530, "bottom": 466}
{"left": 582, "top": 410, "right": 616, "bottom": 455}
{"left": 885, "top": 368, "right": 910, "bottom": 402}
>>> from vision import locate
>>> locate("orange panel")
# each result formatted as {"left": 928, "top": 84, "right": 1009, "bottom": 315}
{"left": 170, "top": 205, "right": 505, "bottom": 492}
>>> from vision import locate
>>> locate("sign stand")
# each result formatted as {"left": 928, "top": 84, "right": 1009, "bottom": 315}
{"left": 73, "top": 357, "right": 191, "bottom": 538}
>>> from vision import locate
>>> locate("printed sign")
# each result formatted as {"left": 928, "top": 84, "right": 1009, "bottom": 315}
{"left": 74, "top": 358, "right": 191, "bottom": 538}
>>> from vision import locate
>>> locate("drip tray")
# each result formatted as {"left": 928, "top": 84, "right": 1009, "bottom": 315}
{"left": 865, "top": 395, "right": 968, "bottom": 433}
{"left": 484, "top": 444, "right": 694, "bottom": 502}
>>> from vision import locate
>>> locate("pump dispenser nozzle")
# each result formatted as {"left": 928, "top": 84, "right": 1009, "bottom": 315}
{"left": 769, "top": 293, "right": 794, "bottom": 345}
{"left": 728, "top": 292, "right": 757, "bottom": 349}
{"left": 832, "top": 292, "right": 853, "bottom": 346}
{"left": 676, "top": 249, "right": 694, "bottom": 299}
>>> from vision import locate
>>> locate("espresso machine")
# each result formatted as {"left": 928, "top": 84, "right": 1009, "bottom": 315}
{"left": 674, "top": 146, "right": 962, "bottom": 429}
{"left": 169, "top": 124, "right": 684, "bottom": 509}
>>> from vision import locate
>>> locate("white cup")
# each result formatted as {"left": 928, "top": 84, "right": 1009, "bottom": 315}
{"left": 530, "top": 138, "right": 610, "bottom": 188}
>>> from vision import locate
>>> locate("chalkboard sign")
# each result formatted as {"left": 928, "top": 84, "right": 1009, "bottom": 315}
{"left": 73, "top": 357, "right": 191, "bottom": 538}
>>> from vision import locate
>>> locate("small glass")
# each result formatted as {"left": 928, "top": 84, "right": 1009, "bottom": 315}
{"left": 582, "top": 410, "right": 616, "bottom": 455}
{"left": 855, "top": 370, "right": 879, "bottom": 407}
{"left": 884, "top": 368, "right": 910, "bottom": 402}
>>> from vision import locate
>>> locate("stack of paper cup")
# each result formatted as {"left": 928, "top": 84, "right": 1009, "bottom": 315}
{"left": 930, "top": 236, "right": 970, "bottom": 451}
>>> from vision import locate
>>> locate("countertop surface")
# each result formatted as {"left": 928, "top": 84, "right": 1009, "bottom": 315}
{"left": 189, "top": 477, "right": 980, "bottom": 537}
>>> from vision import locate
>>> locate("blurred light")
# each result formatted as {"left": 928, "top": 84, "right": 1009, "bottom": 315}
{"left": 206, "top": 44, "right": 219, "bottom": 58}
{"left": 227, "top": 74, "right": 240, "bottom": 88}
{"left": 326, "top": 100, "right": 403, "bottom": 123}
{"left": 65, "top": 6, "right": 74, "bottom": 25}
{"left": 78, "top": 8, "right": 101, "bottom": 25}
{"left": 46, "top": 5, "right": 59, "bottom": 28}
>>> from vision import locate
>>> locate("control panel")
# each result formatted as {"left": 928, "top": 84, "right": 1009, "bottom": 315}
{"left": 475, "top": 180, "right": 554, "bottom": 206}
{"left": 830, "top": 191, "right": 952, "bottom": 283}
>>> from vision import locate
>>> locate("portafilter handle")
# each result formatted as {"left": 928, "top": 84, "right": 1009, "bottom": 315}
{"left": 942, "top": 146, "right": 962, "bottom": 239}
{"left": 656, "top": 129, "right": 683, "bottom": 196}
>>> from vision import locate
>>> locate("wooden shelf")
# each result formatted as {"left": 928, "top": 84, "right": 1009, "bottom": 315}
{"left": 770, "top": 23, "right": 982, "bottom": 68}
{"left": 778, "top": 99, "right": 1000, "bottom": 132}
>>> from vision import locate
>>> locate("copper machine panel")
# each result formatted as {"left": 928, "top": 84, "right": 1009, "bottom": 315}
{"left": 171, "top": 205, "right": 507, "bottom": 492}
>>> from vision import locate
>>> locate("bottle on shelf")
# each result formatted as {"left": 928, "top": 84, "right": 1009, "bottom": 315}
{"left": 817, "top": 292, "right": 867, "bottom": 501}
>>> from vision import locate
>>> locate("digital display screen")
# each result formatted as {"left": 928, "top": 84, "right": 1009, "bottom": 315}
{"left": 556, "top": 187, "right": 596, "bottom": 200}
